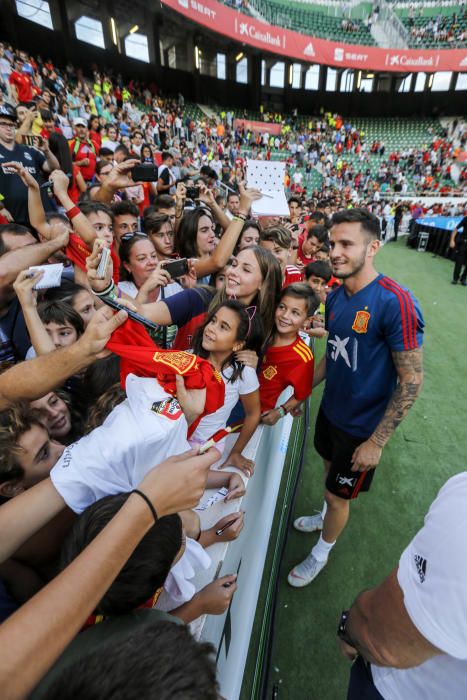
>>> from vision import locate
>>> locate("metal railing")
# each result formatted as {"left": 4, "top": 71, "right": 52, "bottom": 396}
{"left": 374, "top": 0, "right": 410, "bottom": 48}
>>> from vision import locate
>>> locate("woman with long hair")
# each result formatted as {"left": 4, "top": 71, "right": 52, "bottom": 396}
{"left": 140, "top": 143, "right": 155, "bottom": 163}
{"left": 56, "top": 101, "right": 73, "bottom": 139}
{"left": 173, "top": 185, "right": 262, "bottom": 282}
{"left": 48, "top": 132, "right": 86, "bottom": 204}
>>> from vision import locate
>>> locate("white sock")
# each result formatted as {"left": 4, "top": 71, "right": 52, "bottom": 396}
{"left": 311, "top": 534, "right": 335, "bottom": 563}
{"left": 320, "top": 501, "right": 327, "bottom": 520}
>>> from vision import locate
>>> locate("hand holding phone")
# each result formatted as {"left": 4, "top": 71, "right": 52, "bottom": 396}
{"left": 96, "top": 247, "right": 111, "bottom": 280}
{"left": 162, "top": 258, "right": 189, "bottom": 279}
{"left": 131, "top": 164, "right": 158, "bottom": 182}
{"left": 186, "top": 186, "right": 200, "bottom": 200}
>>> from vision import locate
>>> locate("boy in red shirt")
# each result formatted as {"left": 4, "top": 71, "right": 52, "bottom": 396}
{"left": 296, "top": 224, "right": 328, "bottom": 268}
{"left": 260, "top": 283, "right": 319, "bottom": 426}
{"left": 259, "top": 225, "right": 303, "bottom": 289}
{"left": 9, "top": 58, "right": 34, "bottom": 104}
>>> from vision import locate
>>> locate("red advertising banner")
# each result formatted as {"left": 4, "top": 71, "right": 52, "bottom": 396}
{"left": 234, "top": 118, "right": 282, "bottom": 134}
{"left": 161, "top": 0, "right": 467, "bottom": 73}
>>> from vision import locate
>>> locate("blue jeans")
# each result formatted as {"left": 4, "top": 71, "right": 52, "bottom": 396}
{"left": 347, "top": 657, "right": 385, "bottom": 700}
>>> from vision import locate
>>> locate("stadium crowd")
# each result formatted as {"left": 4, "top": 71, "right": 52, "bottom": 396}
{"left": 407, "top": 8, "right": 467, "bottom": 46}
{"left": 0, "top": 40, "right": 465, "bottom": 699}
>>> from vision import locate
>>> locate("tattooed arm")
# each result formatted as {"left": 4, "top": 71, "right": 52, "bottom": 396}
{"left": 351, "top": 348, "right": 424, "bottom": 472}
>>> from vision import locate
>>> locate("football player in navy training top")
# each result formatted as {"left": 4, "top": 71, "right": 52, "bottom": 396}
{"left": 288, "top": 208, "right": 424, "bottom": 587}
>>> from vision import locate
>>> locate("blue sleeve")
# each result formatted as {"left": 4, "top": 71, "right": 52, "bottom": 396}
{"left": 383, "top": 290, "right": 424, "bottom": 352}
{"left": 164, "top": 289, "right": 209, "bottom": 327}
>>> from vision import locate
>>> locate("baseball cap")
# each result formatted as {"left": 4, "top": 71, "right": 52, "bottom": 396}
{"left": 73, "top": 118, "right": 87, "bottom": 127}
{"left": 0, "top": 104, "right": 17, "bottom": 122}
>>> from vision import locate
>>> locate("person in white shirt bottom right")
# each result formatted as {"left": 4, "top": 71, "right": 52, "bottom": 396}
{"left": 339, "top": 472, "right": 467, "bottom": 700}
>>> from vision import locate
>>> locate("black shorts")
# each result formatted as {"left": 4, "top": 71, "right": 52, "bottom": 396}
{"left": 314, "top": 406, "right": 375, "bottom": 500}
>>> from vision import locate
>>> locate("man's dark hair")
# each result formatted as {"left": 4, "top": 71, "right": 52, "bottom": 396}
{"left": 40, "top": 109, "right": 53, "bottom": 121}
{"left": 46, "top": 620, "right": 219, "bottom": 700}
{"left": 331, "top": 208, "right": 381, "bottom": 241}
{"left": 98, "top": 147, "right": 114, "bottom": 159}
{"left": 161, "top": 151, "right": 173, "bottom": 162}
{"left": 114, "top": 145, "right": 129, "bottom": 158}
{"left": 0, "top": 223, "right": 33, "bottom": 257}
{"left": 307, "top": 224, "right": 329, "bottom": 243}
{"left": 79, "top": 201, "right": 115, "bottom": 224}
{"left": 132, "top": 130, "right": 143, "bottom": 139}
{"left": 288, "top": 195, "right": 301, "bottom": 207}
{"left": 304, "top": 260, "right": 332, "bottom": 283}
{"left": 152, "top": 194, "right": 175, "bottom": 211}
{"left": 60, "top": 494, "right": 182, "bottom": 615}
{"left": 279, "top": 282, "right": 319, "bottom": 316}
{"left": 0, "top": 402, "right": 46, "bottom": 486}
{"left": 45, "top": 212, "right": 69, "bottom": 226}
{"left": 227, "top": 191, "right": 240, "bottom": 202}
{"left": 145, "top": 213, "right": 170, "bottom": 235}
{"left": 111, "top": 200, "right": 139, "bottom": 218}
{"left": 308, "top": 211, "right": 325, "bottom": 224}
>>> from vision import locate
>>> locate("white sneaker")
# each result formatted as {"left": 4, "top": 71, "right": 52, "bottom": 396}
{"left": 287, "top": 554, "right": 327, "bottom": 587}
{"left": 293, "top": 512, "right": 323, "bottom": 533}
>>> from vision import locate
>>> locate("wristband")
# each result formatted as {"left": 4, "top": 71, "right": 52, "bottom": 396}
{"left": 66, "top": 205, "right": 81, "bottom": 219}
{"left": 277, "top": 406, "right": 286, "bottom": 419}
{"left": 337, "top": 609, "right": 357, "bottom": 650}
{"left": 93, "top": 280, "right": 116, "bottom": 298}
{"left": 131, "top": 489, "right": 158, "bottom": 524}
{"left": 280, "top": 403, "right": 289, "bottom": 415}
{"left": 233, "top": 215, "right": 247, "bottom": 223}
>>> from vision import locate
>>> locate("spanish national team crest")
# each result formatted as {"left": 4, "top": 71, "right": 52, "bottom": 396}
{"left": 352, "top": 310, "right": 370, "bottom": 334}
{"left": 152, "top": 350, "right": 197, "bottom": 374}
{"left": 151, "top": 397, "right": 182, "bottom": 421}
{"left": 263, "top": 365, "right": 278, "bottom": 381}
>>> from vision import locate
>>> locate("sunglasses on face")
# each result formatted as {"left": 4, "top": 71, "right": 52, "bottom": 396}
{"left": 120, "top": 232, "right": 148, "bottom": 241}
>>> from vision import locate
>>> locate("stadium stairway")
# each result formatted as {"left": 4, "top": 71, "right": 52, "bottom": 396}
{"left": 198, "top": 104, "right": 219, "bottom": 121}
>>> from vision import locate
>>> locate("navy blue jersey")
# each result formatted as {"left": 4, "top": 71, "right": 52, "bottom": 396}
{"left": 321, "top": 274, "right": 424, "bottom": 438}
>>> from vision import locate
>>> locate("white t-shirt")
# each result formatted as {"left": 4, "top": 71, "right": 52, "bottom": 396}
{"left": 101, "top": 138, "right": 119, "bottom": 153}
{"left": 190, "top": 365, "right": 259, "bottom": 447}
{"left": 51, "top": 374, "right": 190, "bottom": 513}
{"left": 210, "top": 159, "right": 223, "bottom": 177}
{"left": 373, "top": 472, "right": 467, "bottom": 700}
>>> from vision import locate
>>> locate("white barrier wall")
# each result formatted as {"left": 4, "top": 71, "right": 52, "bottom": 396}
{"left": 193, "top": 405, "right": 295, "bottom": 700}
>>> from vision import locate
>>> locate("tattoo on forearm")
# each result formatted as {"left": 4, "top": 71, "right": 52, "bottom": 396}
{"left": 371, "top": 348, "right": 423, "bottom": 448}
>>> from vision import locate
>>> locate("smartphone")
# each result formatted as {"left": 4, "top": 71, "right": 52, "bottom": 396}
{"left": 186, "top": 186, "right": 200, "bottom": 199}
{"left": 22, "top": 134, "right": 44, "bottom": 148}
{"left": 96, "top": 247, "right": 111, "bottom": 279}
{"left": 131, "top": 164, "right": 158, "bottom": 182}
{"left": 162, "top": 258, "right": 189, "bottom": 279}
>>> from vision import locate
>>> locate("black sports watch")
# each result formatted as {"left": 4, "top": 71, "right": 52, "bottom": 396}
{"left": 337, "top": 609, "right": 356, "bottom": 648}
